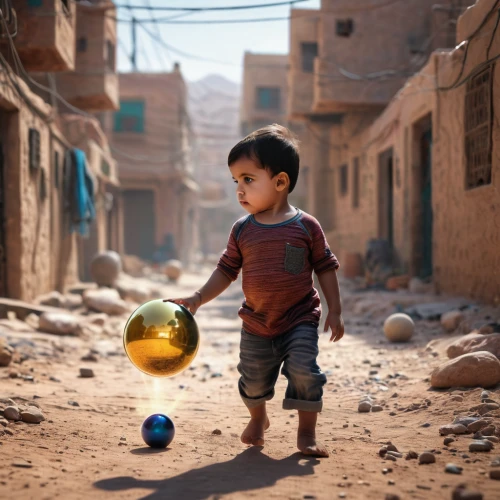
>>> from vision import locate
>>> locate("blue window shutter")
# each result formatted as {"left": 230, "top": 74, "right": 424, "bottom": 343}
{"left": 113, "top": 100, "right": 145, "bottom": 133}
{"left": 27, "top": 0, "right": 43, "bottom": 7}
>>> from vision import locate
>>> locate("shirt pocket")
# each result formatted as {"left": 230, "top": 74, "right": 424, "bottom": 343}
{"left": 284, "top": 243, "right": 305, "bottom": 275}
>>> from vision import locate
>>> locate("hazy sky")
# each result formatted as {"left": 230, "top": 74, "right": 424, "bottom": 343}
{"left": 116, "top": 0, "right": 321, "bottom": 83}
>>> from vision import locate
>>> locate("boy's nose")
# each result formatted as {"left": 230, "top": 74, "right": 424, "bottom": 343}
{"left": 236, "top": 185, "right": 244, "bottom": 195}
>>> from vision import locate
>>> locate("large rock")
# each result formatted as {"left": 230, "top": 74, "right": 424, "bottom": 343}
{"left": 36, "top": 291, "right": 65, "bottom": 308}
{"left": 165, "top": 260, "right": 183, "bottom": 282}
{"left": 441, "top": 311, "right": 464, "bottom": 332}
{"left": 83, "top": 288, "right": 129, "bottom": 316}
{"left": 431, "top": 351, "right": 500, "bottom": 389}
{"left": 90, "top": 251, "right": 122, "bottom": 287}
{"left": 447, "top": 333, "right": 500, "bottom": 360}
{"left": 383, "top": 313, "right": 415, "bottom": 342}
{"left": 115, "top": 278, "right": 151, "bottom": 304}
{"left": 0, "top": 341, "right": 13, "bottom": 367}
{"left": 39, "top": 312, "right": 80, "bottom": 336}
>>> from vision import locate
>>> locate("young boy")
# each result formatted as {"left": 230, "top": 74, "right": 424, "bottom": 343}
{"left": 166, "top": 124, "right": 344, "bottom": 458}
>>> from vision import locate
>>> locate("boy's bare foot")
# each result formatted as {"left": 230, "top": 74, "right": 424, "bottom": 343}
{"left": 296, "top": 409, "right": 329, "bottom": 457}
{"left": 297, "top": 432, "right": 329, "bottom": 458}
{"left": 241, "top": 416, "right": 270, "bottom": 446}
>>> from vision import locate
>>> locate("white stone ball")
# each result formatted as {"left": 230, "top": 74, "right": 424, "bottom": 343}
{"left": 90, "top": 251, "right": 122, "bottom": 287}
{"left": 383, "top": 313, "right": 415, "bottom": 343}
{"left": 165, "top": 259, "right": 182, "bottom": 281}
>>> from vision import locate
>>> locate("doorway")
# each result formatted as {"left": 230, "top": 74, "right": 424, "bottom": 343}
{"left": 0, "top": 138, "right": 5, "bottom": 297}
{"left": 412, "top": 116, "right": 433, "bottom": 279}
{"left": 123, "top": 189, "right": 156, "bottom": 260}
{"left": 378, "top": 148, "right": 394, "bottom": 248}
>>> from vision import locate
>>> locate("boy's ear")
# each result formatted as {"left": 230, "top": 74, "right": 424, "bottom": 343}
{"left": 276, "top": 173, "right": 290, "bottom": 192}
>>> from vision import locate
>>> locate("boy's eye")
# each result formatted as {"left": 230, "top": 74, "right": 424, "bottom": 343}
{"left": 244, "top": 177, "right": 253, "bottom": 183}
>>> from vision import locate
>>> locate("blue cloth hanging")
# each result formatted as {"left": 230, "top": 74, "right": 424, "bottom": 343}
{"left": 70, "top": 148, "right": 96, "bottom": 237}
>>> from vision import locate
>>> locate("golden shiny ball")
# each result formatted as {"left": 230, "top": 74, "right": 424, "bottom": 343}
{"left": 123, "top": 299, "right": 199, "bottom": 377}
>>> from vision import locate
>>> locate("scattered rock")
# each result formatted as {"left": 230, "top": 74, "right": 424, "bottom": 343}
{"left": 439, "top": 424, "right": 468, "bottom": 436}
{"left": 83, "top": 288, "right": 129, "bottom": 316}
{"left": 12, "top": 458, "right": 32, "bottom": 468}
{"left": 21, "top": 407, "right": 45, "bottom": 424}
{"left": 467, "top": 420, "right": 490, "bottom": 433}
{"left": 383, "top": 313, "right": 414, "bottom": 343}
{"left": 79, "top": 368, "right": 94, "bottom": 378}
{"left": 430, "top": 351, "right": 500, "bottom": 388}
{"left": 419, "top": 452, "right": 436, "bottom": 464}
{"left": 481, "top": 425, "right": 496, "bottom": 436}
{"left": 372, "top": 405, "right": 384, "bottom": 412}
{"left": 470, "top": 403, "right": 500, "bottom": 415}
{"left": 490, "top": 469, "right": 500, "bottom": 480}
{"left": 4, "top": 406, "right": 20, "bottom": 421}
{"left": 479, "top": 323, "right": 500, "bottom": 335}
{"left": 441, "top": 311, "right": 464, "bottom": 332}
{"left": 379, "top": 446, "right": 388, "bottom": 457}
{"left": 445, "top": 463, "right": 463, "bottom": 474}
{"left": 39, "top": 312, "right": 80, "bottom": 336}
{"left": 452, "top": 484, "right": 483, "bottom": 500}
{"left": 469, "top": 440, "right": 494, "bottom": 452}
{"left": 385, "top": 495, "right": 400, "bottom": 500}
{"left": 358, "top": 401, "right": 372, "bottom": 413}
{"left": 212, "top": 429, "right": 222, "bottom": 435}
{"left": 447, "top": 333, "right": 500, "bottom": 360}
{"left": 444, "top": 438, "right": 456, "bottom": 446}
{"left": 386, "top": 451, "right": 403, "bottom": 459}
{"left": 406, "top": 451, "right": 418, "bottom": 460}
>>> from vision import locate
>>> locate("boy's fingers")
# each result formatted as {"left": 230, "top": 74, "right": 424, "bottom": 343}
{"left": 323, "top": 320, "right": 330, "bottom": 333}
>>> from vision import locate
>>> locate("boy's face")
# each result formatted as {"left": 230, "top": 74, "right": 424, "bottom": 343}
{"left": 229, "top": 157, "right": 283, "bottom": 215}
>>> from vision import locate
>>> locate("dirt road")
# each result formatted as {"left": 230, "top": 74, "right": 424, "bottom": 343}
{"left": 1, "top": 271, "right": 499, "bottom": 499}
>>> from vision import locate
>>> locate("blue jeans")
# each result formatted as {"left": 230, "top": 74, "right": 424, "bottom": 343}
{"left": 237, "top": 323, "right": 327, "bottom": 412}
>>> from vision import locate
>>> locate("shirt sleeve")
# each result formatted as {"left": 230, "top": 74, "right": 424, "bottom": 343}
{"left": 307, "top": 217, "right": 340, "bottom": 275}
{"left": 216, "top": 222, "right": 243, "bottom": 282}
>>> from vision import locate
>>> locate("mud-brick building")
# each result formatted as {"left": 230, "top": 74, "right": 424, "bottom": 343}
{"left": 0, "top": 0, "right": 120, "bottom": 301}
{"left": 289, "top": 0, "right": 499, "bottom": 304}
{"left": 104, "top": 69, "right": 199, "bottom": 265}
{"left": 239, "top": 51, "right": 309, "bottom": 209}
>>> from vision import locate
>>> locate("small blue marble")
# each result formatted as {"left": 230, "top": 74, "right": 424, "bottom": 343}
{"left": 141, "top": 414, "right": 175, "bottom": 448}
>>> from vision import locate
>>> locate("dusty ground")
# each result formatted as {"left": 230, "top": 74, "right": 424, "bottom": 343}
{"left": 1, "top": 269, "right": 499, "bottom": 500}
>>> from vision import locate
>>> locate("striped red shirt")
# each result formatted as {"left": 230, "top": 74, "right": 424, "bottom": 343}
{"left": 217, "top": 209, "right": 339, "bottom": 338}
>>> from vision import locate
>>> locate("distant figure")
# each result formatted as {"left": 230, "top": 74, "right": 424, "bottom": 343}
{"left": 165, "top": 124, "right": 344, "bottom": 458}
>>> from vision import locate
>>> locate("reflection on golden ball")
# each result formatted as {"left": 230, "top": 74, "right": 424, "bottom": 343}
{"left": 123, "top": 299, "right": 199, "bottom": 377}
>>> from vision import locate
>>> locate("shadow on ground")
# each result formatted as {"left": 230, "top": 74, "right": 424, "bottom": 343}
{"left": 94, "top": 447, "right": 318, "bottom": 499}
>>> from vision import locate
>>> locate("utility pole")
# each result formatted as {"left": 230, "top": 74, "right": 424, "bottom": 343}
{"left": 131, "top": 17, "right": 137, "bottom": 71}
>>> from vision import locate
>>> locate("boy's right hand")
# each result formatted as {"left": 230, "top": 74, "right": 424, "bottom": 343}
{"left": 163, "top": 294, "right": 201, "bottom": 315}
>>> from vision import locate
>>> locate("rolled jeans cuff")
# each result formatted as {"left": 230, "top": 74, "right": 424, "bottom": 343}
{"left": 240, "top": 388, "right": 275, "bottom": 409}
{"left": 282, "top": 398, "right": 323, "bottom": 412}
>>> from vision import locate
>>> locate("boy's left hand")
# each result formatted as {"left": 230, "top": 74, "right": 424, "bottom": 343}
{"left": 324, "top": 311, "right": 344, "bottom": 342}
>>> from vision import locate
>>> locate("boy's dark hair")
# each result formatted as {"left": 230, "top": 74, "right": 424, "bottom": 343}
{"left": 228, "top": 124, "right": 300, "bottom": 193}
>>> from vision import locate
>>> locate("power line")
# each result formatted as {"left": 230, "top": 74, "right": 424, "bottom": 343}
{"left": 115, "top": 1, "right": 309, "bottom": 12}
{"left": 138, "top": 22, "right": 240, "bottom": 66}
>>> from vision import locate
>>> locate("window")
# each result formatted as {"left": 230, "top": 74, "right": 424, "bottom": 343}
{"left": 352, "top": 157, "right": 360, "bottom": 208}
{"left": 54, "top": 151, "right": 60, "bottom": 188}
{"left": 29, "top": 128, "right": 41, "bottom": 171}
{"left": 106, "top": 40, "right": 116, "bottom": 71}
{"left": 339, "top": 164, "right": 348, "bottom": 196}
{"left": 256, "top": 87, "right": 280, "bottom": 110}
{"left": 27, "top": 0, "right": 43, "bottom": 7}
{"left": 77, "top": 37, "right": 87, "bottom": 53}
{"left": 336, "top": 19, "right": 354, "bottom": 37}
{"left": 465, "top": 64, "right": 493, "bottom": 189}
{"left": 113, "top": 100, "right": 145, "bottom": 133}
{"left": 301, "top": 42, "right": 318, "bottom": 73}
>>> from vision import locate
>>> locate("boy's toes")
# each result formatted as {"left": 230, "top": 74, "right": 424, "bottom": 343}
{"left": 251, "top": 436, "right": 265, "bottom": 446}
